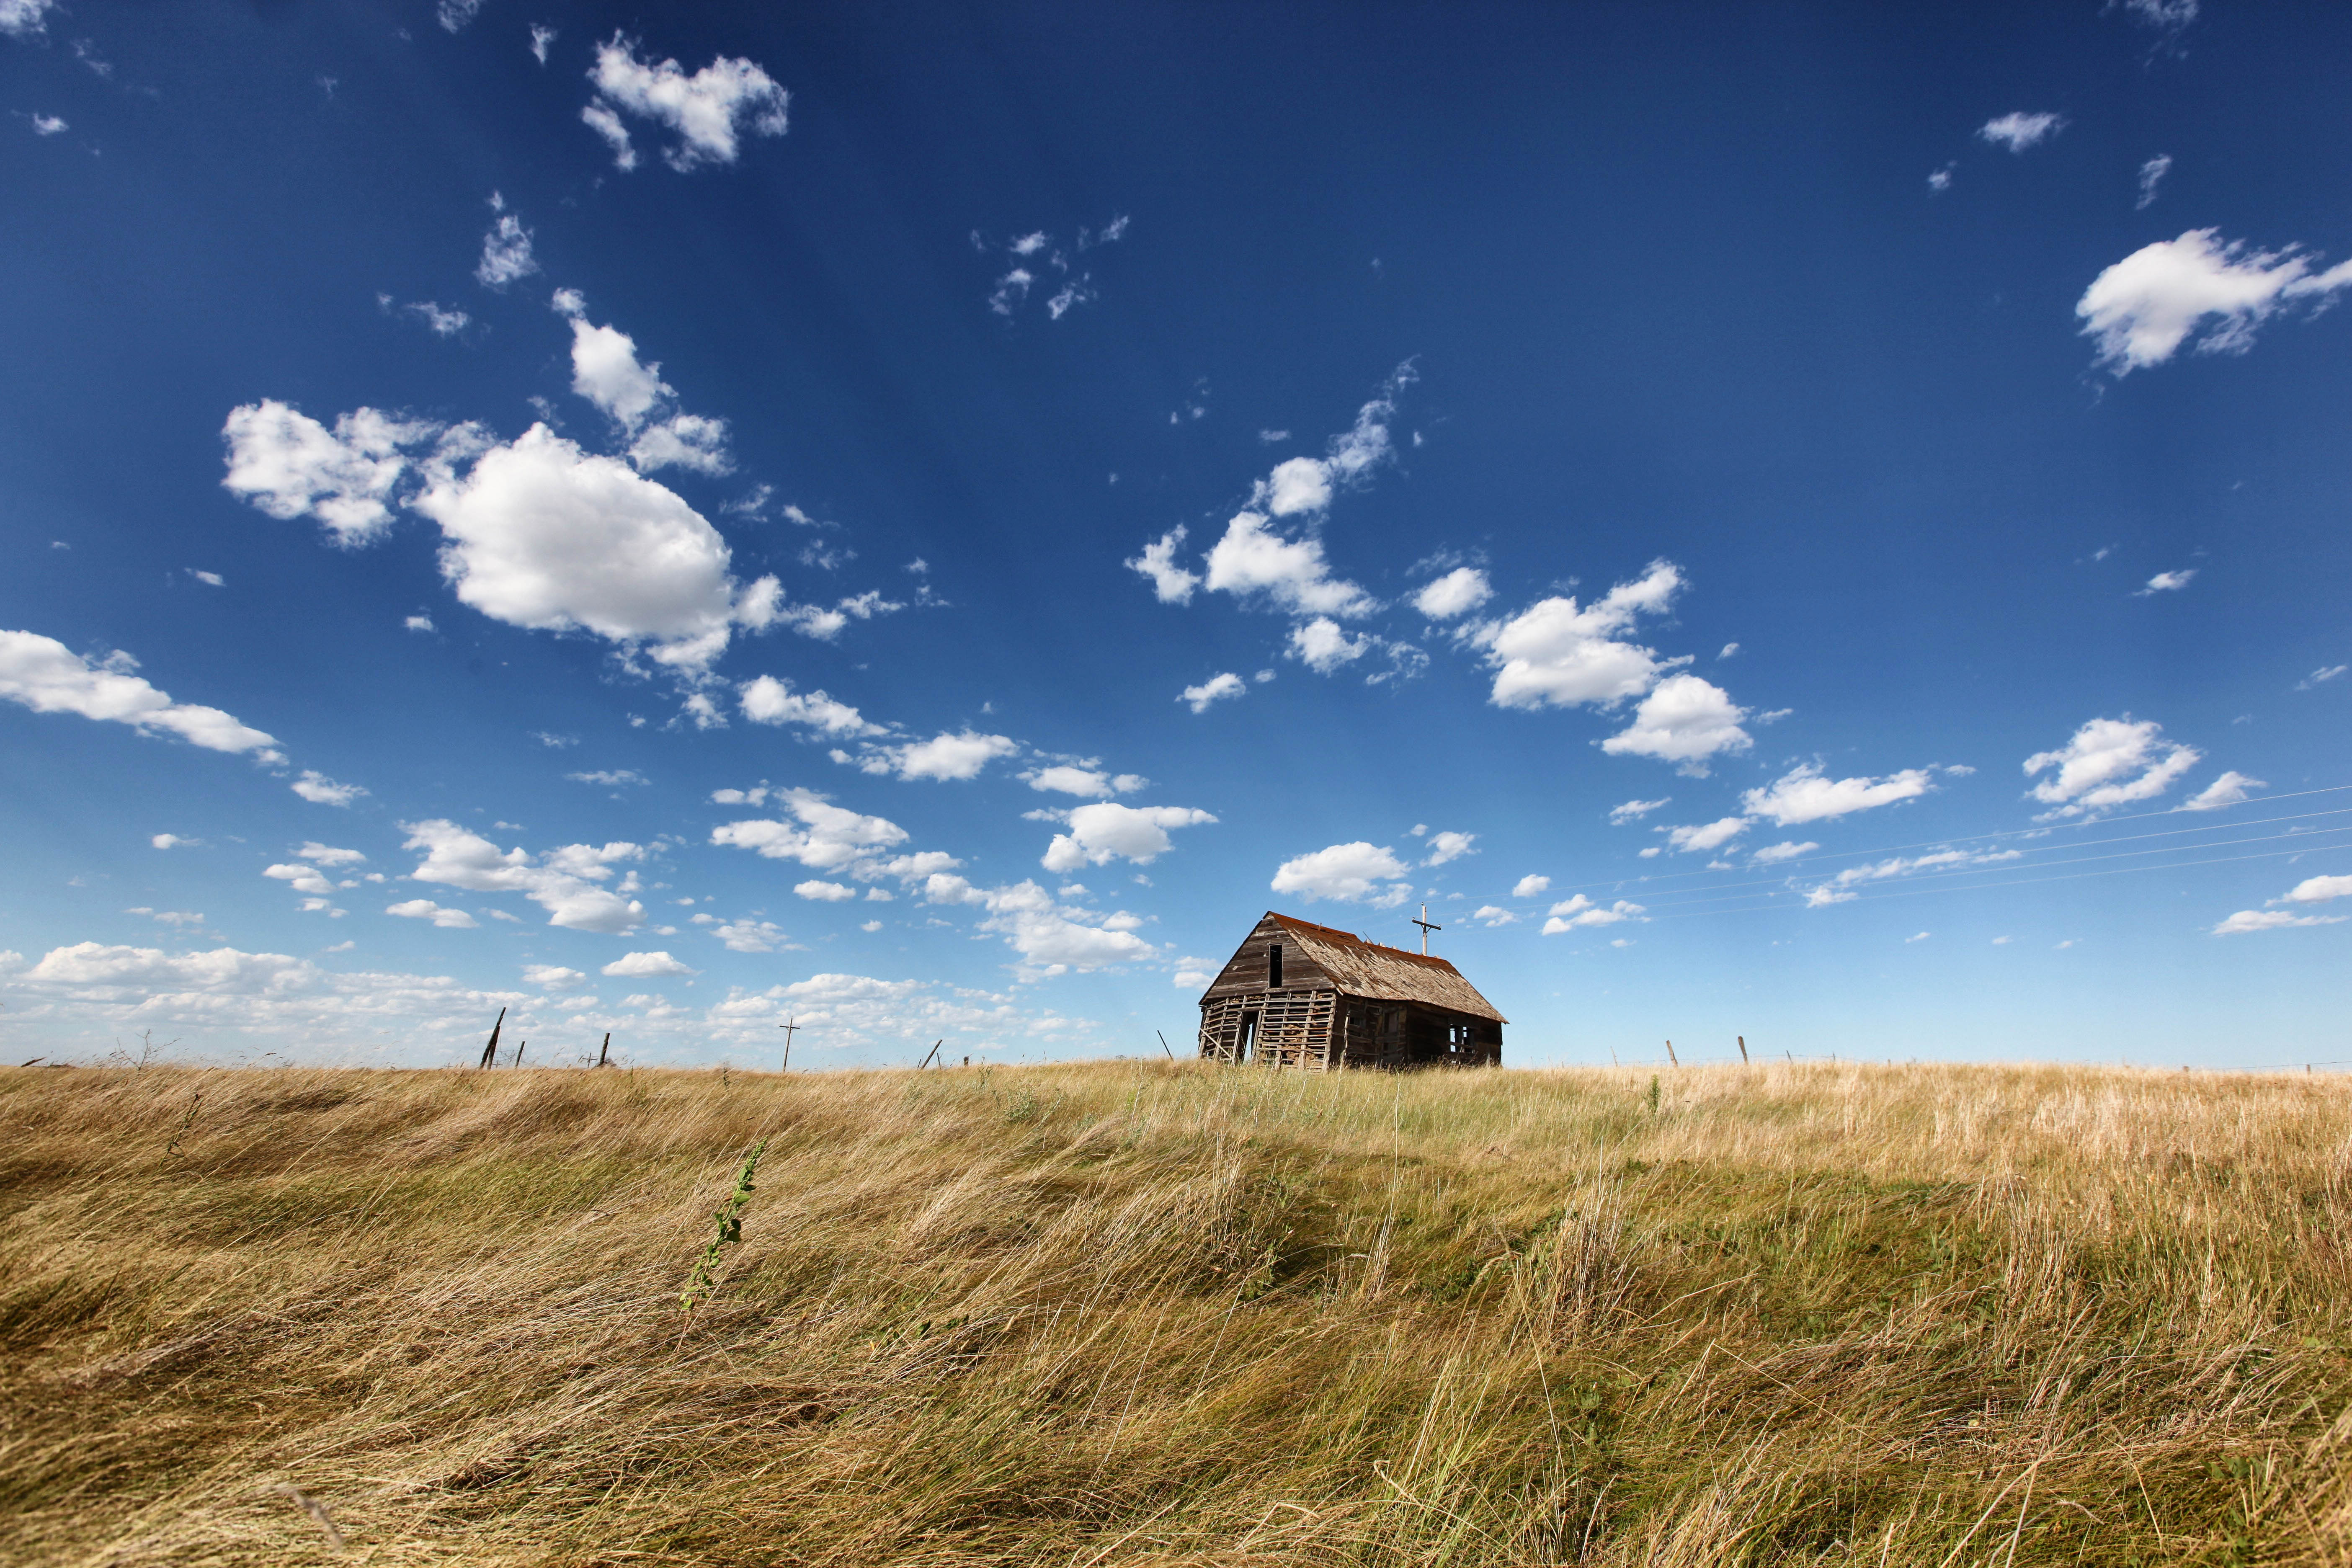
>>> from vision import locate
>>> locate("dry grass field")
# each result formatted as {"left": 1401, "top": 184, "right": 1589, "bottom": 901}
{"left": 2, "top": 1057, "right": 2348, "bottom": 1566}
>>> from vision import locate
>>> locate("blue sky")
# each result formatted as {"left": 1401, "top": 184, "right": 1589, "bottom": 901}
{"left": 3, "top": 0, "right": 2346, "bottom": 1069}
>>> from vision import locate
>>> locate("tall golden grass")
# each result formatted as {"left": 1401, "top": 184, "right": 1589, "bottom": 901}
{"left": 2, "top": 1057, "right": 2347, "bottom": 1565}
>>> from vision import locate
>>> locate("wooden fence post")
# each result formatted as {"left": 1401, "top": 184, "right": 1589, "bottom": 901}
{"left": 1737, "top": 1035, "right": 1749, "bottom": 1064}
{"left": 478, "top": 1007, "right": 505, "bottom": 1070}
{"left": 1665, "top": 1039, "right": 1678, "bottom": 1067}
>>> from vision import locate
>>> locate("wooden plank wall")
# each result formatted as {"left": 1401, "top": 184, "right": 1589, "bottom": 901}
{"left": 1200, "top": 918, "right": 1332, "bottom": 1003}
{"left": 1199, "top": 993, "right": 1500, "bottom": 1070}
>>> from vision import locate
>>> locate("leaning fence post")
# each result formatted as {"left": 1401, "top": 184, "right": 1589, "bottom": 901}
{"left": 1737, "top": 1035, "right": 1749, "bottom": 1065}
{"left": 1666, "top": 1039, "right": 1678, "bottom": 1068}
{"left": 478, "top": 1007, "right": 505, "bottom": 1070}
{"left": 597, "top": 1032, "right": 610, "bottom": 1068}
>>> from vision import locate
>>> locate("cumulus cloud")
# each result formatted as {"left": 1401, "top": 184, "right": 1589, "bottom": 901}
{"left": 852, "top": 730, "right": 1018, "bottom": 782}
{"left": 2078, "top": 229, "right": 2352, "bottom": 374}
{"left": 1663, "top": 817, "right": 1748, "bottom": 854}
{"left": 2212, "top": 908, "right": 2344, "bottom": 936}
{"left": 0, "top": 631, "right": 281, "bottom": 758}
{"left": 738, "top": 675, "right": 882, "bottom": 737}
{"left": 405, "top": 423, "right": 779, "bottom": 673}
{"left": 403, "top": 819, "right": 645, "bottom": 933}
{"left": 1511, "top": 875, "right": 1550, "bottom": 897}
{"left": 220, "top": 401, "right": 440, "bottom": 546}
{"left": 1270, "top": 842, "right": 1413, "bottom": 906}
{"left": 475, "top": 209, "right": 539, "bottom": 289}
{"left": 524, "top": 964, "right": 586, "bottom": 989}
{"left": 0, "top": 1, "right": 59, "bottom": 39}
{"left": 1025, "top": 765, "right": 1146, "bottom": 798}
{"left": 1423, "top": 831, "right": 1476, "bottom": 866}
{"left": 1609, "top": 797, "right": 1668, "bottom": 824}
{"left": 585, "top": 36, "right": 788, "bottom": 173}
{"left": 974, "top": 881, "right": 1155, "bottom": 978}
{"left": 387, "top": 898, "right": 478, "bottom": 928}
{"left": 1977, "top": 112, "right": 2066, "bottom": 153}
{"left": 1470, "top": 560, "right": 1684, "bottom": 710}
{"left": 708, "top": 919, "right": 791, "bottom": 953}
{"left": 1179, "top": 672, "right": 1246, "bottom": 713}
{"left": 2283, "top": 874, "right": 2352, "bottom": 905}
{"left": 2180, "top": 771, "right": 2264, "bottom": 811}
{"left": 1413, "top": 567, "right": 1492, "bottom": 620}
{"left": 2024, "top": 717, "right": 2200, "bottom": 818}
{"left": 1601, "top": 673, "right": 1752, "bottom": 774}
{"left": 602, "top": 950, "right": 696, "bottom": 977}
{"left": 1040, "top": 803, "right": 1216, "bottom": 872}
{"left": 795, "top": 880, "right": 857, "bottom": 901}
{"left": 264, "top": 863, "right": 336, "bottom": 897}
{"left": 1289, "top": 616, "right": 1373, "bottom": 672}
{"left": 1541, "top": 895, "right": 1645, "bottom": 934}
{"left": 1473, "top": 905, "right": 1515, "bottom": 926}
{"left": 1202, "top": 513, "right": 1377, "bottom": 619}
{"left": 1741, "top": 763, "right": 1934, "bottom": 826}
{"left": 1127, "top": 526, "right": 1200, "bottom": 605}
{"left": 708, "top": 788, "right": 910, "bottom": 873}
{"left": 291, "top": 770, "right": 366, "bottom": 806}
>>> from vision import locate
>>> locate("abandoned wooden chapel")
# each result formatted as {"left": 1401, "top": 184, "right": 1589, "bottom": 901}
{"left": 1196, "top": 911, "right": 1505, "bottom": 1070}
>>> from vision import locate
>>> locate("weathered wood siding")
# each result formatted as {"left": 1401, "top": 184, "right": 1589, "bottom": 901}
{"left": 1200, "top": 915, "right": 1333, "bottom": 1003}
{"left": 1195, "top": 911, "right": 1505, "bottom": 1071}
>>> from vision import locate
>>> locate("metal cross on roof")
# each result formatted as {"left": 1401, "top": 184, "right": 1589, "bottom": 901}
{"left": 1412, "top": 903, "right": 1443, "bottom": 955}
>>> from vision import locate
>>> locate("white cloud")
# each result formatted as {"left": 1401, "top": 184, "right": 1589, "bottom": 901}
{"left": 1261, "top": 455, "right": 1331, "bottom": 516}
{"left": 401, "top": 301, "right": 470, "bottom": 336}
{"left": 1289, "top": 616, "right": 1372, "bottom": 673}
{"left": 2122, "top": 0, "right": 2197, "bottom": 34}
{"left": 1179, "top": 672, "right": 1246, "bottom": 713}
{"left": 1270, "top": 842, "right": 1413, "bottom": 906}
{"left": 709, "top": 920, "right": 791, "bottom": 953}
{"left": 186, "top": 570, "right": 223, "bottom": 592}
{"left": 1471, "top": 560, "right": 1683, "bottom": 710}
{"left": 1977, "top": 112, "right": 2066, "bottom": 153}
{"left": 2179, "top": 771, "right": 2264, "bottom": 811}
{"left": 297, "top": 842, "right": 366, "bottom": 866}
{"left": 567, "top": 769, "right": 647, "bottom": 788}
{"left": 2213, "top": 908, "right": 2345, "bottom": 936}
{"left": 1718, "top": 642, "right": 1739, "bottom": 660}
{"left": 1663, "top": 816, "right": 1748, "bottom": 854}
{"left": 1127, "top": 526, "right": 1200, "bottom": 604}
{"left": 2299, "top": 665, "right": 2347, "bottom": 689}
{"left": 0, "top": 1, "right": 59, "bottom": 39}
{"left": 1412, "top": 567, "right": 1492, "bottom": 620}
{"left": 402, "top": 819, "right": 645, "bottom": 934}
{"left": 220, "top": 401, "right": 438, "bottom": 546}
{"left": 565, "top": 315, "right": 671, "bottom": 428}
{"left": 437, "top": 0, "right": 482, "bottom": 31}
{"left": 585, "top": 36, "right": 788, "bottom": 172}
{"left": 1202, "top": 513, "right": 1377, "bottom": 619}
{"left": 524, "top": 964, "right": 586, "bottom": 989}
{"left": 2136, "top": 569, "right": 2197, "bottom": 596}
{"left": 738, "top": 675, "right": 882, "bottom": 737}
{"left": 0, "top": 631, "right": 281, "bottom": 758}
{"left": 1905, "top": 931, "right": 1931, "bottom": 944}
{"left": 2024, "top": 717, "right": 2200, "bottom": 818}
{"left": 152, "top": 834, "right": 194, "bottom": 850}
{"left": 975, "top": 881, "right": 1155, "bottom": 977}
{"left": 602, "top": 950, "right": 696, "bottom": 977}
{"left": 1926, "top": 164, "right": 1953, "bottom": 193}
{"left": 1040, "top": 803, "right": 1215, "bottom": 872}
{"left": 264, "top": 863, "right": 335, "bottom": 897}
{"left": 1025, "top": 765, "right": 1144, "bottom": 798}
{"left": 988, "top": 268, "right": 1034, "bottom": 317}
{"left": 387, "top": 898, "right": 479, "bottom": 928}
{"left": 2282, "top": 874, "right": 2352, "bottom": 906}
{"left": 858, "top": 730, "right": 1018, "bottom": 782}
{"left": 1609, "top": 797, "right": 1669, "bottom": 823}
{"left": 795, "top": 880, "right": 857, "bottom": 902}
{"left": 709, "top": 788, "right": 910, "bottom": 872}
{"left": 1511, "top": 875, "right": 1550, "bottom": 897}
{"left": 2077, "top": 229, "right": 2352, "bottom": 374}
{"left": 2136, "top": 154, "right": 2171, "bottom": 210}
{"left": 1423, "top": 830, "right": 1476, "bottom": 866}
{"left": 530, "top": 24, "right": 556, "bottom": 63}
{"left": 1602, "top": 673, "right": 1752, "bottom": 774}
{"left": 629, "top": 415, "right": 732, "bottom": 475}
{"left": 1541, "top": 895, "right": 1645, "bottom": 934}
{"left": 475, "top": 211, "right": 539, "bottom": 289}
{"left": 1749, "top": 841, "right": 1818, "bottom": 864}
{"left": 406, "top": 423, "right": 778, "bottom": 673}
{"left": 291, "top": 770, "right": 366, "bottom": 806}
{"left": 1798, "top": 847, "right": 2023, "bottom": 902}
{"left": 1741, "top": 763, "right": 1934, "bottom": 825}
{"left": 405, "top": 615, "right": 435, "bottom": 633}
{"left": 1473, "top": 906, "right": 1515, "bottom": 926}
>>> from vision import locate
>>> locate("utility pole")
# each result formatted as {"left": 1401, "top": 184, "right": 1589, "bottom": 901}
{"left": 777, "top": 1016, "right": 799, "bottom": 1073}
{"left": 1411, "top": 903, "right": 1443, "bottom": 956}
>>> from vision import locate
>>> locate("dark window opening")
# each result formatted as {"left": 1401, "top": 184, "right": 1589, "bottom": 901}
{"left": 1267, "top": 942, "right": 1283, "bottom": 989}
{"left": 1240, "top": 1011, "right": 1260, "bottom": 1058}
